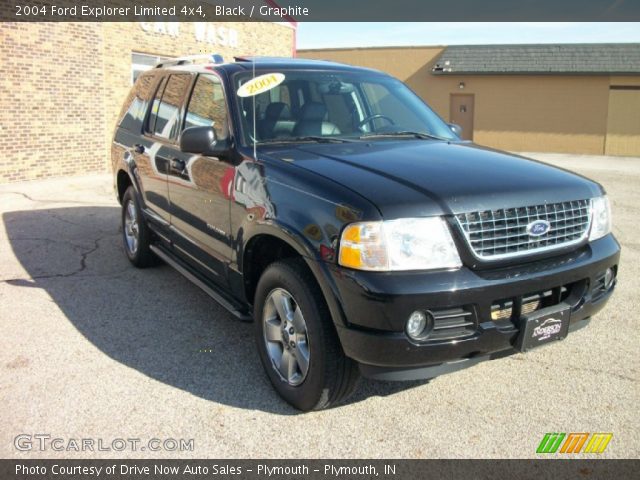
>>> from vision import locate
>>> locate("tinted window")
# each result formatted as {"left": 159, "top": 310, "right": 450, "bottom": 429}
{"left": 234, "top": 71, "right": 456, "bottom": 145}
{"left": 184, "top": 74, "right": 228, "bottom": 140}
{"left": 361, "top": 82, "right": 423, "bottom": 126}
{"left": 148, "top": 74, "right": 191, "bottom": 140}
{"left": 118, "top": 73, "right": 156, "bottom": 132}
{"left": 147, "top": 77, "right": 167, "bottom": 136}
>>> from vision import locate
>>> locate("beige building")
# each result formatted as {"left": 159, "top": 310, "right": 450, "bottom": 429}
{"left": 0, "top": 21, "right": 295, "bottom": 183}
{"left": 299, "top": 44, "right": 640, "bottom": 156}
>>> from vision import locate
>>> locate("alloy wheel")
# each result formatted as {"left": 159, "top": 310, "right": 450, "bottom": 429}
{"left": 123, "top": 199, "right": 139, "bottom": 255}
{"left": 262, "top": 288, "right": 310, "bottom": 386}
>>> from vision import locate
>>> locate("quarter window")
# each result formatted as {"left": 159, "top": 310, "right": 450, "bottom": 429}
{"left": 119, "top": 73, "right": 156, "bottom": 132}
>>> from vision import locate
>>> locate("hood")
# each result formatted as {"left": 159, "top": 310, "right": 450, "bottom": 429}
{"left": 262, "top": 140, "right": 603, "bottom": 218}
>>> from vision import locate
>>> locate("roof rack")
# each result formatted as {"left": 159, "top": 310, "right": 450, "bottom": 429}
{"left": 155, "top": 54, "right": 224, "bottom": 68}
{"left": 233, "top": 56, "right": 297, "bottom": 63}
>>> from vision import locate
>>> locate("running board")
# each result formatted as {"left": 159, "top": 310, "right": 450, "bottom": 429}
{"left": 150, "top": 245, "right": 252, "bottom": 322}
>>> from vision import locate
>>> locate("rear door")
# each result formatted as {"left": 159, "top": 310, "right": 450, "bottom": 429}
{"left": 167, "top": 73, "right": 234, "bottom": 285}
{"left": 126, "top": 74, "right": 173, "bottom": 225}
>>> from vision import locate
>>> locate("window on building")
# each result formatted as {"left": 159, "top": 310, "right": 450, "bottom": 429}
{"left": 184, "top": 74, "right": 229, "bottom": 140}
{"left": 131, "top": 52, "right": 170, "bottom": 84}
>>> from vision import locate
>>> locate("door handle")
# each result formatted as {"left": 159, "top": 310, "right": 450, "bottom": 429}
{"left": 134, "top": 144, "right": 145, "bottom": 154}
{"left": 171, "top": 158, "right": 186, "bottom": 171}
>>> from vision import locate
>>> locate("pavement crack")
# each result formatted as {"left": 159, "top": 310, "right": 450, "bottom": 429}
{"left": 6, "top": 236, "right": 87, "bottom": 249}
{"left": 44, "top": 210, "right": 118, "bottom": 234}
{"left": 0, "top": 190, "right": 116, "bottom": 206}
{"left": 0, "top": 233, "right": 117, "bottom": 284}
{"left": 0, "top": 191, "right": 42, "bottom": 202}
{"left": 46, "top": 210, "right": 83, "bottom": 228}
{"left": 76, "top": 236, "right": 101, "bottom": 274}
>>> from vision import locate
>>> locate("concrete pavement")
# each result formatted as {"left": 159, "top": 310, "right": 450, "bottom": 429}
{"left": 1, "top": 154, "right": 638, "bottom": 458}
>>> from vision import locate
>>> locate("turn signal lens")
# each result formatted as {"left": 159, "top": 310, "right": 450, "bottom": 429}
{"left": 337, "top": 222, "right": 388, "bottom": 270}
{"left": 341, "top": 225, "right": 361, "bottom": 243}
{"left": 338, "top": 244, "right": 364, "bottom": 268}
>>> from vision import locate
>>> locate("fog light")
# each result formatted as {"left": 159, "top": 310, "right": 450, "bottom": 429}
{"left": 406, "top": 310, "right": 433, "bottom": 340}
{"left": 604, "top": 268, "right": 615, "bottom": 290}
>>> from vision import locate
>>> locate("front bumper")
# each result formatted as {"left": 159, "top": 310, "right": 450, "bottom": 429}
{"left": 328, "top": 235, "right": 620, "bottom": 380}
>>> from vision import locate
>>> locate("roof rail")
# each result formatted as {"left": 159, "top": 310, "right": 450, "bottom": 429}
{"left": 156, "top": 54, "right": 224, "bottom": 68}
{"left": 233, "top": 56, "right": 296, "bottom": 63}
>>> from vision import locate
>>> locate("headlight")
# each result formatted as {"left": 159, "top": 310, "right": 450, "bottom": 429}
{"left": 589, "top": 196, "right": 612, "bottom": 241}
{"left": 338, "top": 217, "right": 462, "bottom": 271}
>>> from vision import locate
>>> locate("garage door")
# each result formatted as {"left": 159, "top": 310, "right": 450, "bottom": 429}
{"left": 605, "top": 86, "right": 640, "bottom": 156}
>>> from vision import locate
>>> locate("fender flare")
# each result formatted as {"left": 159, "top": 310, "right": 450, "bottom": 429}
{"left": 116, "top": 158, "right": 145, "bottom": 208}
{"left": 241, "top": 221, "right": 349, "bottom": 328}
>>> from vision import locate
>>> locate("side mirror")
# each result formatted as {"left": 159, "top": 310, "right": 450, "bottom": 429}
{"left": 180, "top": 126, "right": 229, "bottom": 157}
{"left": 448, "top": 123, "right": 462, "bottom": 137}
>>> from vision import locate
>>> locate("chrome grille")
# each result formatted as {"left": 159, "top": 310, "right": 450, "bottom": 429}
{"left": 456, "top": 200, "right": 591, "bottom": 259}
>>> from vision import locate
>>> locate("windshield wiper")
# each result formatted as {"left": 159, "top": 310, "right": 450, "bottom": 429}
{"left": 359, "top": 131, "right": 450, "bottom": 141}
{"left": 258, "top": 136, "right": 358, "bottom": 145}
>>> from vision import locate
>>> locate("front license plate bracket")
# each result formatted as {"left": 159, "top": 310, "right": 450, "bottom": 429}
{"left": 515, "top": 302, "right": 571, "bottom": 353}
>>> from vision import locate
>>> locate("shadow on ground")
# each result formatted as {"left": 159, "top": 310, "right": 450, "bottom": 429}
{"left": 3, "top": 207, "right": 425, "bottom": 414}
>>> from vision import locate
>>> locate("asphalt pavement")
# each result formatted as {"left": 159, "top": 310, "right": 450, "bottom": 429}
{"left": 1, "top": 153, "right": 638, "bottom": 458}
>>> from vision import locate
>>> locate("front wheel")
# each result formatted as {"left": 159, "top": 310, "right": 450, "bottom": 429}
{"left": 254, "top": 259, "right": 359, "bottom": 411}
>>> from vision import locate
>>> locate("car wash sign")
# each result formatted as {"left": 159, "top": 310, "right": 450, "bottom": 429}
{"left": 139, "top": 22, "right": 239, "bottom": 48}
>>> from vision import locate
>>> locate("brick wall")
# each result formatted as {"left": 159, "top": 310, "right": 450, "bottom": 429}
{"left": 0, "top": 23, "right": 106, "bottom": 182}
{"left": 0, "top": 21, "right": 294, "bottom": 183}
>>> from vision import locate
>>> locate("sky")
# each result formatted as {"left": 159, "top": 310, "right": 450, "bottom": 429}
{"left": 297, "top": 22, "right": 640, "bottom": 49}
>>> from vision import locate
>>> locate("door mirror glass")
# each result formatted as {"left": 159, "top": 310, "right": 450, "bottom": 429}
{"left": 180, "top": 126, "right": 229, "bottom": 157}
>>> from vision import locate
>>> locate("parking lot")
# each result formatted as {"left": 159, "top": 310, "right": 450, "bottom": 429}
{"left": 1, "top": 153, "right": 638, "bottom": 458}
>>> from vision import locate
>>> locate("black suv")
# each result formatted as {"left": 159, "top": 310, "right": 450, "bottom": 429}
{"left": 112, "top": 56, "right": 620, "bottom": 411}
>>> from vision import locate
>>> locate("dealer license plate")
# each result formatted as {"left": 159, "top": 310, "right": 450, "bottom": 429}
{"left": 515, "top": 303, "right": 571, "bottom": 353}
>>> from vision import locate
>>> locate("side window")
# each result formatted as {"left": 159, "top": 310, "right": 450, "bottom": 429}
{"left": 184, "top": 74, "right": 229, "bottom": 140}
{"left": 146, "top": 77, "right": 167, "bottom": 135}
{"left": 148, "top": 74, "right": 192, "bottom": 140}
{"left": 118, "top": 73, "right": 156, "bottom": 132}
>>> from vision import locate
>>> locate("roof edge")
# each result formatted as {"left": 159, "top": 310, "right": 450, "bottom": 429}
{"left": 299, "top": 42, "right": 640, "bottom": 52}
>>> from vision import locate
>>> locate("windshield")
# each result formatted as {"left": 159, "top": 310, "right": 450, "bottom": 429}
{"left": 233, "top": 70, "right": 458, "bottom": 145}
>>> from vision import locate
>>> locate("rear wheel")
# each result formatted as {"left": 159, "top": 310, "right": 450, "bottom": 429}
{"left": 121, "top": 187, "right": 157, "bottom": 268}
{"left": 254, "top": 259, "right": 359, "bottom": 411}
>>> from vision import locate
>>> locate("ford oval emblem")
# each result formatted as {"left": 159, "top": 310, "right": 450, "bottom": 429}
{"left": 526, "top": 219, "right": 551, "bottom": 237}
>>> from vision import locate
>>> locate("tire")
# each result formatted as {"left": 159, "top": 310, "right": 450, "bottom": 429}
{"left": 254, "top": 258, "right": 359, "bottom": 411}
{"left": 121, "top": 186, "right": 158, "bottom": 268}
